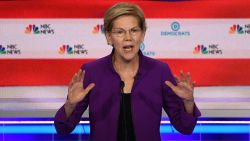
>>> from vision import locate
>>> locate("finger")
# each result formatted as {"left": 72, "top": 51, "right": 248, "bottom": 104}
{"left": 192, "top": 81, "right": 196, "bottom": 88}
{"left": 84, "top": 83, "right": 95, "bottom": 94}
{"left": 174, "top": 75, "right": 180, "bottom": 83}
{"left": 81, "top": 70, "right": 85, "bottom": 83}
{"left": 69, "top": 79, "right": 74, "bottom": 88}
{"left": 76, "top": 69, "right": 83, "bottom": 82}
{"left": 72, "top": 73, "right": 78, "bottom": 83}
{"left": 165, "top": 81, "right": 177, "bottom": 91}
{"left": 180, "top": 70, "right": 187, "bottom": 82}
{"left": 186, "top": 72, "right": 191, "bottom": 83}
{"left": 69, "top": 72, "right": 78, "bottom": 89}
{"left": 68, "top": 79, "right": 77, "bottom": 94}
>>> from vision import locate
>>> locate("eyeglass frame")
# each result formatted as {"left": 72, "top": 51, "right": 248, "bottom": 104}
{"left": 110, "top": 27, "right": 143, "bottom": 37}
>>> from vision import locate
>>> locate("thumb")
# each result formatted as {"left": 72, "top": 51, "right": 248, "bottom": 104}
{"left": 165, "top": 81, "right": 176, "bottom": 90}
{"left": 84, "top": 83, "right": 95, "bottom": 94}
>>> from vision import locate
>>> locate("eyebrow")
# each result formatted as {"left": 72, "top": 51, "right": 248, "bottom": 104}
{"left": 112, "top": 26, "right": 140, "bottom": 30}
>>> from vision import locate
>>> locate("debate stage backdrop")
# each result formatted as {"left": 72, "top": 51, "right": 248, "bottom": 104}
{"left": 1, "top": 0, "right": 250, "bottom": 116}
{"left": 0, "top": 0, "right": 250, "bottom": 141}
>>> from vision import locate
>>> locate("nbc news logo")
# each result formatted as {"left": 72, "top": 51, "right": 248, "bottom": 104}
{"left": 58, "top": 44, "right": 88, "bottom": 55}
{"left": 0, "top": 44, "right": 21, "bottom": 55}
{"left": 25, "top": 24, "right": 55, "bottom": 34}
{"left": 193, "top": 44, "right": 222, "bottom": 55}
{"left": 229, "top": 24, "right": 250, "bottom": 34}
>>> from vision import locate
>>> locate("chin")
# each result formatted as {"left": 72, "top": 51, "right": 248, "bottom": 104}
{"left": 122, "top": 54, "right": 138, "bottom": 62}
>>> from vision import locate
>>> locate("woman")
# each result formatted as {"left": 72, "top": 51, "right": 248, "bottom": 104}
{"left": 54, "top": 2, "right": 201, "bottom": 141}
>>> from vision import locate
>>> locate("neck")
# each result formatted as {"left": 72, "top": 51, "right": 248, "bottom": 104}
{"left": 112, "top": 54, "right": 139, "bottom": 79}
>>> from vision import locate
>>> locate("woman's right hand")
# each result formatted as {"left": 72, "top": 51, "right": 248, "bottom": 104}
{"left": 66, "top": 69, "right": 95, "bottom": 106}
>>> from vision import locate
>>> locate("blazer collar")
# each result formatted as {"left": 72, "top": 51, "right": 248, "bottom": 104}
{"left": 107, "top": 49, "right": 149, "bottom": 79}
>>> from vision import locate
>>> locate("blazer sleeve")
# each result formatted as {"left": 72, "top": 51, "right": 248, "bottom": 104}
{"left": 161, "top": 63, "right": 201, "bottom": 135}
{"left": 54, "top": 65, "right": 91, "bottom": 134}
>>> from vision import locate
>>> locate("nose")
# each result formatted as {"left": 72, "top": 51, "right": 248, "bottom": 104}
{"left": 124, "top": 30, "right": 132, "bottom": 40}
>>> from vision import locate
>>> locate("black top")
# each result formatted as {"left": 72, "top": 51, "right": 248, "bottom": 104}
{"left": 117, "top": 93, "right": 136, "bottom": 141}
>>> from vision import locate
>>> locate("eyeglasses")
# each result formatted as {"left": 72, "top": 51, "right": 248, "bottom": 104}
{"left": 111, "top": 27, "right": 142, "bottom": 37}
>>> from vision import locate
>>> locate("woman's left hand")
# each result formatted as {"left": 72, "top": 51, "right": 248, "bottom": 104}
{"left": 165, "top": 70, "right": 195, "bottom": 102}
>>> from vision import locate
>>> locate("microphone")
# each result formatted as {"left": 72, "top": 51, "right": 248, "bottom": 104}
{"left": 120, "top": 81, "right": 125, "bottom": 93}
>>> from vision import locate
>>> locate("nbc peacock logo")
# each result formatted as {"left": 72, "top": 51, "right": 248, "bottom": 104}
{"left": 193, "top": 44, "right": 208, "bottom": 54}
{"left": 25, "top": 24, "right": 40, "bottom": 34}
{"left": 92, "top": 24, "right": 104, "bottom": 34}
{"left": 58, "top": 45, "right": 73, "bottom": 54}
{"left": 25, "top": 24, "right": 55, "bottom": 34}
{"left": 0, "top": 45, "right": 7, "bottom": 54}
{"left": 58, "top": 44, "right": 88, "bottom": 55}
{"left": 193, "top": 44, "right": 222, "bottom": 55}
{"left": 229, "top": 24, "right": 244, "bottom": 34}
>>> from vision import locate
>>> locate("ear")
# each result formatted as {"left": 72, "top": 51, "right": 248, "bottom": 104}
{"left": 105, "top": 31, "right": 112, "bottom": 45}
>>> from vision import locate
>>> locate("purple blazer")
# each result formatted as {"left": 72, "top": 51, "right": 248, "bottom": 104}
{"left": 54, "top": 50, "right": 201, "bottom": 141}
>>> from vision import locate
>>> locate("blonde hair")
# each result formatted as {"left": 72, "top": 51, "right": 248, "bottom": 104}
{"left": 104, "top": 2, "right": 146, "bottom": 32}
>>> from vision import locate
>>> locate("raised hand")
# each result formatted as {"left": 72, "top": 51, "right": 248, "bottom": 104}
{"left": 165, "top": 70, "right": 195, "bottom": 102}
{"left": 66, "top": 69, "right": 95, "bottom": 105}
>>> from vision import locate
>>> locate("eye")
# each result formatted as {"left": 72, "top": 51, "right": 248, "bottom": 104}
{"left": 116, "top": 30, "right": 124, "bottom": 34}
{"left": 131, "top": 28, "right": 141, "bottom": 33}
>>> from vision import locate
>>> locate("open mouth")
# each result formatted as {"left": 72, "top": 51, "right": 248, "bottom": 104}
{"left": 123, "top": 45, "right": 134, "bottom": 52}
